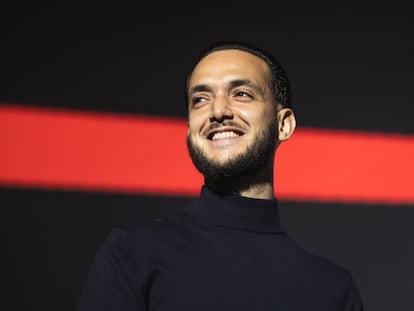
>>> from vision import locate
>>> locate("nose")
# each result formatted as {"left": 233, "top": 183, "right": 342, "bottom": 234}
{"left": 210, "top": 95, "right": 233, "bottom": 122}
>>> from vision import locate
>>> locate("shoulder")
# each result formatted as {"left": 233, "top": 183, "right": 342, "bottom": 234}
{"left": 121, "top": 206, "right": 194, "bottom": 235}
{"left": 282, "top": 234, "right": 354, "bottom": 284}
{"left": 104, "top": 207, "right": 198, "bottom": 254}
{"left": 279, "top": 235, "right": 363, "bottom": 306}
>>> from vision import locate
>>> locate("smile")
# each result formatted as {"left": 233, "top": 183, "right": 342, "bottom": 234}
{"left": 211, "top": 131, "right": 241, "bottom": 140}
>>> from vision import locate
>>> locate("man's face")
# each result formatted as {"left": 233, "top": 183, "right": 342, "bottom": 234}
{"left": 186, "top": 49, "right": 279, "bottom": 185}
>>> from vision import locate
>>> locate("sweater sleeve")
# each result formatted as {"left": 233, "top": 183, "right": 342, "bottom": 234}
{"left": 76, "top": 226, "right": 146, "bottom": 311}
{"left": 344, "top": 274, "right": 364, "bottom": 311}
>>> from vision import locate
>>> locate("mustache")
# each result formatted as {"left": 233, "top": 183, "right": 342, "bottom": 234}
{"left": 201, "top": 120, "right": 246, "bottom": 137}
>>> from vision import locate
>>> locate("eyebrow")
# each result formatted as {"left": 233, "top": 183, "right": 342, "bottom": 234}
{"left": 189, "top": 84, "right": 212, "bottom": 95}
{"left": 229, "top": 79, "right": 265, "bottom": 97}
{"left": 189, "top": 79, "right": 265, "bottom": 97}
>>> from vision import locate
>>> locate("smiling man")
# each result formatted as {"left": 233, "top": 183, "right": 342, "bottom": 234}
{"left": 77, "top": 40, "right": 364, "bottom": 311}
{"left": 186, "top": 46, "right": 295, "bottom": 198}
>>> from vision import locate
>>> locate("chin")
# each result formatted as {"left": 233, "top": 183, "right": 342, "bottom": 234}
{"left": 208, "top": 156, "right": 239, "bottom": 167}
{"left": 207, "top": 149, "right": 245, "bottom": 163}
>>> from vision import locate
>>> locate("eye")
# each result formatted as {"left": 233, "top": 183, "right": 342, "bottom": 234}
{"left": 191, "top": 96, "right": 207, "bottom": 106}
{"left": 234, "top": 90, "right": 253, "bottom": 99}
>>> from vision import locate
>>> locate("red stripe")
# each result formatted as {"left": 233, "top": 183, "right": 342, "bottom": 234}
{"left": 1, "top": 103, "right": 413, "bottom": 204}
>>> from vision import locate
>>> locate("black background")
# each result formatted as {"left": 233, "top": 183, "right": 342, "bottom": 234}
{"left": 3, "top": 3, "right": 414, "bottom": 311}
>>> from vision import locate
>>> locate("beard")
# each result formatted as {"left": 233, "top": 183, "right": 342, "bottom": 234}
{"left": 186, "top": 119, "right": 279, "bottom": 188}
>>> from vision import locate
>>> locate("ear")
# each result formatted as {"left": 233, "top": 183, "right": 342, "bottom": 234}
{"left": 277, "top": 108, "right": 296, "bottom": 141}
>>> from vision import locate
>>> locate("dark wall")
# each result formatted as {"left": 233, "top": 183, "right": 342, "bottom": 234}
{"left": 4, "top": 4, "right": 414, "bottom": 311}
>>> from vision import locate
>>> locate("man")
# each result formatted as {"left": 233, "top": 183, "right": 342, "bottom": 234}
{"left": 76, "top": 40, "right": 364, "bottom": 310}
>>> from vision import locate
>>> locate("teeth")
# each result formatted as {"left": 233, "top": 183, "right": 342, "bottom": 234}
{"left": 212, "top": 131, "right": 240, "bottom": 140}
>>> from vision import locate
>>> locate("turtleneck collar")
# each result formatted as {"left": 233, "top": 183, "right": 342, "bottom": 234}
{"left": 188, "top": 185, "right": 285, "bottom": 234}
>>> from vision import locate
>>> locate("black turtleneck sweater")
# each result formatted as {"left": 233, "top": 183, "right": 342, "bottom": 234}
{"left": 76, "top": 186, "right": 364, "bottom": 311}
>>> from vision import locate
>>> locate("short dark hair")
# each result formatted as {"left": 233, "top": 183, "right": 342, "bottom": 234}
{"left": 185, "top": 40, "right": 292, "bottom": 109}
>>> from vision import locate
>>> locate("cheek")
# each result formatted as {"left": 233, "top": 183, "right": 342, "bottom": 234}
{"left": 188, "top": 111, "right": 206, "bottom": 134}
{"left": 237, "top": 107, "right": 271, "bottom": 126}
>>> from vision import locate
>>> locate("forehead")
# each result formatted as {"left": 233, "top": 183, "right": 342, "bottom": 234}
{"left": 189, "top": 49, "right": 269, "bottom": 86}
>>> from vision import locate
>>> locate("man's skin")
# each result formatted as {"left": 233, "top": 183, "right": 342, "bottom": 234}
{"left": 187, "top": 49, "right": 296, "bottom": 200}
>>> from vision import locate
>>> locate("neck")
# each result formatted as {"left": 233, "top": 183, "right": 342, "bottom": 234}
{"left": 239, "top": 183, "right": 274, "bottom": 200}
{"left": 205, "top": 163, "right": 275, "bottom": 200}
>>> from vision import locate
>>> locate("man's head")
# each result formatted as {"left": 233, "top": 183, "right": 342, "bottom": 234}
{"left": 185, "top": 40, "right": 296, "bottom": 195}
{"left": 185, "top": 40, "right": 292, "bottom": 110}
